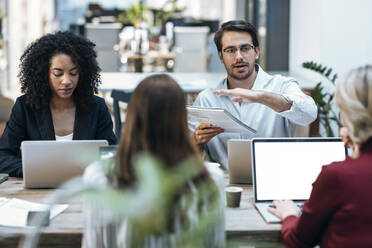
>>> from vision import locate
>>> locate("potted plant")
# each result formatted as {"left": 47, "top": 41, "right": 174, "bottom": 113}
{"left": 302, "top": 61, "right": 341, "bottom": 136}
{"left": 154, "top": 0, "right": 184, "bottom": 27}
{"left": 117, "top": 3, "right": 150, "bottom": 28}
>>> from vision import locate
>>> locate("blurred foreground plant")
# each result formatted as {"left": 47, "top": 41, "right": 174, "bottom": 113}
{"left": 20, "top": 154, "right": 222, "bottom": 248}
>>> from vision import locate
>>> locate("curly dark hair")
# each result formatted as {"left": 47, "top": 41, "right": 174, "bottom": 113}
{"left": 19, "top": 31, "right": 101, "bottom": 110}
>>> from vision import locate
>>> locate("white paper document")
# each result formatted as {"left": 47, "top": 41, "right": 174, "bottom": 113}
{"left": 0, "top": 197, "right": 68, "bottom": 227}
{"left": 187, "top": 106, "right": 256, "bottom": 133}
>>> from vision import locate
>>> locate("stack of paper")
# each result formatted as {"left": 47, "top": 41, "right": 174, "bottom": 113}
{"left": 187, "top": 106, "right": 256, "bottom": 133}
{"left": 0, "top": 197, "right": 68, "bottom": 227}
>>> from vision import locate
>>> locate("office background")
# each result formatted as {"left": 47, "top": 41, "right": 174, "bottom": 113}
{"left": 0, "top": 0, "right": 371, "bottom": 104}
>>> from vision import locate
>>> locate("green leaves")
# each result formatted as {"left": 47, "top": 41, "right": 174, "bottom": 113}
{"left": 302, "top": 61, "right": 338, "bottom": 84}
{"left": 302, "top": 61, "right": 341, "bottom": 136}
{"left": 22, "top": 154, "right": 222, "bottom": 247}
{"left": 117, "top": 3, "right": 150, "bottom": 26}
{"left": 117, "top": 1, "right": 184, "bottom": 27}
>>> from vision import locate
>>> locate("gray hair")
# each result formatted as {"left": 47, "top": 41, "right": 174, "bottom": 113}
{"left": 335, "top": 65, "right": 372, "bottom": 144}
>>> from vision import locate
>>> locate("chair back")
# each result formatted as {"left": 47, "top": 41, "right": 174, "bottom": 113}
{"left": 110, "top": 90, "right": 132, "bottom": 139}
{"left": 0, "top": 95, "right": 14, "bottom": 136}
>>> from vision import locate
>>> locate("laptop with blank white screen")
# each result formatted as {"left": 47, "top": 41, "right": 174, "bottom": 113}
{"left": 252, "top": 138, "right": 346, "bottom": 223}
{"left": 228, "top": 139, "right": 252, "bottom": 184}
{"left": 22, "top": 140, "right": 108, "bottom": 189}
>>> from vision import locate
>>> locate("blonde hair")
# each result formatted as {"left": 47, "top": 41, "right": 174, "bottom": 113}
{"left": 335, "top": 65, "right": 372, "bottom": 144}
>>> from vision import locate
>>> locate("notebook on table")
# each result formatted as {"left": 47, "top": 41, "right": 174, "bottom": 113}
{"left": 252, "top": 138, "right": 346, "bottom": 223}
{"left": 22, "top": 140, "right": 108, "bottom": 189}
{"left": 228, "top": 139, "right": 253, "bottom": 184}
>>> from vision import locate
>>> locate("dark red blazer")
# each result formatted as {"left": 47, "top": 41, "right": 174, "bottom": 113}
{"left": 281, "top": 140, "right": 372, "bottom": 248}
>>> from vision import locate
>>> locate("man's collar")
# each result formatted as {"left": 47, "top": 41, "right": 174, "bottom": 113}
{"left": 251, "top": 64, "right": 269, "bottom": 90}
{"left": 221, "top": 78, "right": 229, "bottom": 89}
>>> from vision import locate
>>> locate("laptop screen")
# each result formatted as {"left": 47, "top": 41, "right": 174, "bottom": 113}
{"left": 252, "top": 138, "right": 346, "bottom": 201}
{"left": 100, "top": 145, "right": 118, "bottom": 159}
{"left": 22, "top": 140, "right": 108, "bottom": 188}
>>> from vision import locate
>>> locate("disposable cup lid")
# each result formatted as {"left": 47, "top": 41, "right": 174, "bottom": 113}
{"left": 225, "top": 186, "right": 243, "bottom": 193}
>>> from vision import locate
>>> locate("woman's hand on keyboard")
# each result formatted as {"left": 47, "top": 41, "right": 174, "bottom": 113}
{"left": 268, "top": 200, "right": 301, "bottom": 220}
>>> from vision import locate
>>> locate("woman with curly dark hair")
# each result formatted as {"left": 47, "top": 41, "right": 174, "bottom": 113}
{"left": 0, "top": 31, "right": 116, "bottom": 177}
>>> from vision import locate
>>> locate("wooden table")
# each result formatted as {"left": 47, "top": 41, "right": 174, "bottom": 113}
{"left": 0, "top": 179, "right": 82, "bottom": 248}
{"left": 0, "top": 177, "right": 282, "bottom": 247}
{"left": 224, "top": 172, "right": 282, "bottom": 246}
{"left": 225, "top": 184, "right": 282, "bottom": 246}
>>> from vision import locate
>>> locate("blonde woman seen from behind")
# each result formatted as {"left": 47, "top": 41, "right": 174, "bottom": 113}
{"left": 268, "top": 65, "right": 372, "bottom": 248}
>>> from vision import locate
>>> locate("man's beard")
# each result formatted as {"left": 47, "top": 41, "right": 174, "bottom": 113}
{"left": 229, "top": 70, "right": 251, "bottom": 80}
{"left": 226, "top": 64, "right": 253, "bottom": 81}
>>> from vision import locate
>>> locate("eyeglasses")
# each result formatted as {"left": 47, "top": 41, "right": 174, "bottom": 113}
{"left": 222, "top": 44, "right": 255, "bottom": 56}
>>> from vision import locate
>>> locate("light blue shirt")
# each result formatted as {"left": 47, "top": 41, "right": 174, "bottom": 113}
{"left": 189, "top": 65, "right": 317, "bottom": 169}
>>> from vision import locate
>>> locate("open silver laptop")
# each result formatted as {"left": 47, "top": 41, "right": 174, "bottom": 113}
{"left": 22, "top": 140, "right": 108, "bottom": 189}
{"left": 228, "top": 139, "right": 252, "bottom": 184}
{"left": 252, "top": 138, "right": 346, "bottom": 223}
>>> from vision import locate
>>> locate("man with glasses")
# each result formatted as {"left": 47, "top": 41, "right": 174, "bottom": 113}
{"left": 190, "top": 20, "right": 317, "bottom": 169}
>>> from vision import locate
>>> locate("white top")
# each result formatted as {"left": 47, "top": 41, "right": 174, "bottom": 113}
{"left": 82, "top": 160, "right": 225, "bottom": 248}
{"left": 55, "top": 133, "right": 73, "bottom": 141}
{"left": 189, "top": 65, "right": 318, "bottom": 169}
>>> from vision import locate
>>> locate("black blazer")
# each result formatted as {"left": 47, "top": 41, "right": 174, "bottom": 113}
{"left": 0, "top": 95, "right": 117, "bottom": 177}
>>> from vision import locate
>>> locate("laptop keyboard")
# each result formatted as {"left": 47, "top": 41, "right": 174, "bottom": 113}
{"left": 268, "top": 203, "right": 304, "bottom": 209}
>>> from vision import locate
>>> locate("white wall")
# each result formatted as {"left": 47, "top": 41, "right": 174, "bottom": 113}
{"left": 290, "top": 0, "right": 372, "bottom": 85}
{"left": 290, "top": 0, "right": 372, "bottom": 136}
{"left": 289, "top": 0, "right": 322, "bottom": 82}
{"left": 222, "top": 0, "right": 237, "bottom": 22}
{"left": 320, "top": 0, "right": 372, "bottom": 74}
